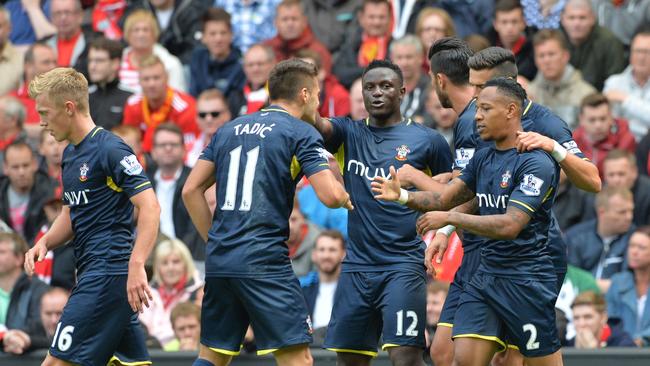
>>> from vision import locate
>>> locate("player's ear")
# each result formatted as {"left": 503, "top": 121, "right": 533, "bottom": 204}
{"left": 64, "top": 100, "right": 75, "bottom": 116}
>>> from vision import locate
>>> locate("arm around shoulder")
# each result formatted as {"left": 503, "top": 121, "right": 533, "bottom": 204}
{"left": 308, "top": 169, "right": 352, "bottom": 209}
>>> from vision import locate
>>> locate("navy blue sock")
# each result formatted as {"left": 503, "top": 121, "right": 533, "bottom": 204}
{"left": 192, "top": 358, "right": 215, "bottom": 366}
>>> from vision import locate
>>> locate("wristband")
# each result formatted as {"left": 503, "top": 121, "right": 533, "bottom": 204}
{"left": 437, "top": 225, "right": 456, "bottom": 237}
{"left": 398, "top": 188, "right": 409, "bottom": 205}
{"left": 551, "top": 141, "right": 567, "bottom": 162}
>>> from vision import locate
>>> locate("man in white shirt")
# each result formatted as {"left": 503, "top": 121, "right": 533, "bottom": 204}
{"left": 299, "top": 230, "right": 346, "bottom": 346}
{"left": 149, "top": 123, "right": 206, "bottom": 268}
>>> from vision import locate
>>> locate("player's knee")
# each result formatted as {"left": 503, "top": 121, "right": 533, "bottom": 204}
{"left": 387, "top": 346, "right": 424, "bottom": 366}
{"left": 336, "top": 352, "right": 372, "bottom": 366}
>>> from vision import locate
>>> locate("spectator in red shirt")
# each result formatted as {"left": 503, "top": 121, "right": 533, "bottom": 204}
{"left": 264, "top": 0, "right": 332, "bottom": 75}
{"left": 122, "top": 54, "right": 198, "bottom": 153}
{"left": 573, "top": 93, "right": 637, "bottom": 178}
{"left": 11, "top": 43, "right": 57, "bottom": 142}
{"left": 296, "top": 48, "right": 349, "bottom": 118}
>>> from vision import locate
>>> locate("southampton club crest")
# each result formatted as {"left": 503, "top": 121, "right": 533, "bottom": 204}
{"left": 395, "top": 145, "right": 411, "bottom": 161}
{"left": 500, "top": 170, "right": 511, "bottom": 188}
{"left": 79, "top": 163, "right": 89, "bottom": 182}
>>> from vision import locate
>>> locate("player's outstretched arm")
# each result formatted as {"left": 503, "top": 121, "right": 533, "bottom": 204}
{"left": 372, "top": 166, "right": 474, "bottom": 212}
{"left": 516, "top": 131, "right": 601, "bottom": 192}
{"left": 397, "top": 164, "right": 447, "bottom": 191}
{"left": 128, "top": 188, "right": 160, "bottom": 313}
{"left": 308, "top": 169, "right": 354, "bottom": 210}
{"left": 182, "top": 159, "right": 217, "bottom": 242}
{"left": 418, "top": 206, "right": 531, "bottom": 240}
{"left": 307, "top": 115, "right": 335, "bottom": 141}
{"left": 24, "top": 205, "right": 74, "bottom": 276}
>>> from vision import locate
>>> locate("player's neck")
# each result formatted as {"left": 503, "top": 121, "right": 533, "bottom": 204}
{"left": 495, "top": 122, "right": 522, "bottom": 150}
{"left": 449, "top": 86, "right": 475, "bottom": 115}
{"left": 269, "top": 100, "right": 303, "bottom": 119}
{"left": 368, "top": 112, "right": 402, "bottom": 127}
{"left": 69, "top": 117, "right": 97, "bottom": 145}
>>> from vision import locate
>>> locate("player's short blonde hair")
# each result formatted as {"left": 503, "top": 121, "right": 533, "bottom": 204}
{"left": 152, "top": 239, "right": 196, "bottom": 286}
{"left": 28, "top": 67, "right": 90, "bottom": 116}
{"left": 124, "top": 9, "right": 160, "bottom": 43}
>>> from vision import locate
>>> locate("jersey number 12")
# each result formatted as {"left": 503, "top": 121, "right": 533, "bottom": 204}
{"left": 222, "top": 145, "right": 260, "bottom": 211}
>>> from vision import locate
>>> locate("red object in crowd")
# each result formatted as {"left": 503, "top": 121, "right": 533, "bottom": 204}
{"left": 122, "top": 88, "right": 199, "bottom": 152}
{"left": 319, "top": 75, "right": 350, "bottom": 118}
{"left": 572, "top": 118, "right": 637, "bottom": 178}
{"left": 10, "top": 84, "right": 39, "bottom": 125}
{"left": 265, "top": 26, "right": 332, "bottom": 75}
{"left": 423, "top": 231, "right": 464, "bottom": 283}
{"left": 92, "top": 0, "right": 127, "bottom": 40}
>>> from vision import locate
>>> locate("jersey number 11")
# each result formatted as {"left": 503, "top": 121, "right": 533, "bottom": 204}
{"left": 222, "top": 145, "right": 260, "bottom": 211}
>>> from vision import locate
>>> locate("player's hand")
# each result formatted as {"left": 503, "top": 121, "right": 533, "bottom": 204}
{"left": 515, "top": 131, "right": 554, "bottom": 153}
{"left": 432, "top": 172, "right": 452, "bottom": 184}
{"left": 416, "top": 211, "right": 449, "bottom": 236}
{"left": 396, "top": 164, "right": 418, "bottom": 187}
{"left": 24, "top": 238, "right": 48, "bottom": 276}
{"left": 342, "top": 195, "right": 354, "bottom": 210}
{"left": 371, "top": 166, "right": 401, "bottom": 201}
{"left": 127, "top": 263, "right": 153, "bottom": 313}
{"left": 425, "top": 232, "right": 450, "bottom": 276}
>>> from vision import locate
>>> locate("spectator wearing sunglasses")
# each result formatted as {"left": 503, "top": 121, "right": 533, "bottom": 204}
{"left": 186, "top": 89, "right": 232, "bottom": 167}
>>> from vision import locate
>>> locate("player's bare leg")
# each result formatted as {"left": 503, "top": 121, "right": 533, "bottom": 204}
{"left": 337, "top": 352, "right": 372, "bottom": 366}
{"left": 194, "top": 345, "right": 233, "bottom": 366}
{"left": 452, "top": 337, "right": 499, "bottom": 366}
{"left": 524, "top": 350, "right": 563, "bottom": 366}
{"left": 431, "top": 325, "right": 454, "bottom": 366}
{"left": 491, "top": 347, "right": 524, "bottom": 366}
{"left": 41, "top": 354, "right": 75, "bottom": 366}
{"left": 274, "top": 344, "right": 313, "bottom": 366}
{"left": 387, "top": 345, "right": 424, "bottom": 366}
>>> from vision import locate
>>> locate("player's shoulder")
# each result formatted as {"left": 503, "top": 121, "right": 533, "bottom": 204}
{"left": 526, "top": 101, "right": 569, "bottom": 130}
{"left": 518, "top": 149, "right": 556, "bottom": 169}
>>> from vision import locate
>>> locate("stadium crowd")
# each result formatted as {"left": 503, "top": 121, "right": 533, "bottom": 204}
{"left": 0, "top": 0, "right": 649, "bottom": 359}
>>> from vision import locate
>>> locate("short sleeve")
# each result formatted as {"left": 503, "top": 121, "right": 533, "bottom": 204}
{"left": 508, "top": 153, "right": 557, "bottom": 217}
{"left": 452, "top": 111, "right": 479, "bottom": 170}
{"left": 104, "top": 137, "right": 152, "bottom": 197}
{"left": 526, "top": 104, "right": 586, "bottom": 159}
{"left": 456, "top": 149, "right": 480, "bottom": 193}
{"left": 427, "top": 131, "right": 453, "bottom": 175}
{"left": 295, "top": 124, "right": 332, "bottom": 178}
{"left": 324, "top": 116, "right": 351, "bottom": 153}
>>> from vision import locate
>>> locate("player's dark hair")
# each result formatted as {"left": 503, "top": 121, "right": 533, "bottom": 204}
{"left": 268, "top": 59, "right": 318, "bottom": 101}
{"left": 4, "top": 140, "right": 34, "bottom": 162}
{"left": 495, "top": 0, "right": 523, "bottom": 14}
{"left": 361, "top": 59, "right": 404, "bottom": 86}
{"left": 428, "top": 37, "right": 473, "bottom": 86}
{"left": 89, "top": 36, "right": 124, "bottom": 60}
{"left": 316, "top": 230, "right": 346, "bottom": 250}
{"left": 484, "top": 77, "right": 527, "bottom": 108}
{"left": 154, "top": 123, "right": 184, "bottom": 145}
{"left": 580, "top": 92, "right": 609, "bottom": 113}
{"left": 202, "top": 7, "right": 232, "bottom": 32}
{"left": 468, "top": 47, "right": 518, "bottom": 78}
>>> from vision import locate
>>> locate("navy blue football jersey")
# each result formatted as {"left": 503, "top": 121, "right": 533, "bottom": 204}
{"left": 458, "top": 147, "right": 559, "bottom": 280}
{"left": 200, "top": 106, "right": 331, "bottom": 278}
{"left": 327, "top": 117, "right": 453, "bottom": 272}
{"left": 61, "top": 127, "right": 152, "bottom": 276}
{"left": 452, "top": 99, "right": 585, "bottom": 259}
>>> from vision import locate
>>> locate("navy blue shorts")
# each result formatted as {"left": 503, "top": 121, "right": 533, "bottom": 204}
{"left": 452, "top": 272, "right": 561, "bottom": 357}
{"left": 438, "top": 248, "right": 480, "bottom": 327}
{"left": 324, "top": 270, "right": 426, "bottom": 356}
{"left": 201, "top": 275, "right": 312, "bottom": 356}
{"left": 49, "top": 274, "right": 150, "bottom": 366}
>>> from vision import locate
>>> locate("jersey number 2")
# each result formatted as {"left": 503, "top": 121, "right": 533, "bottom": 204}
{"left": 223, "top": 146, "right": 260, "bottom": 211}
{"left": 523, "top": 323, "right": 540, "bottom": 350}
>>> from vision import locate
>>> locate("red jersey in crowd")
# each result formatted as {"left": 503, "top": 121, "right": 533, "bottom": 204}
{"left": 122, "top": 87, "right": 199, "bottom": 152}
{"left": 573, "top": 118, "right": 637, "bottom": 178}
